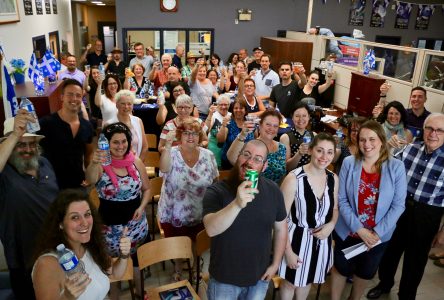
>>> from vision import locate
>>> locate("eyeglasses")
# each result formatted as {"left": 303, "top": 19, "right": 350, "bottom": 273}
{"left": 177, "top": 106, "right": 192, "bottom": 110}
{"left": 182, "top": 131, "right": 199, "bottom": 137}
{"left": 244, "top": 85, "right": 255, "bottom": 88}
{"left": 240, "top": 150, "right": 265, "bottom": 165}
{"left": 16, "top": 141, "right": 38, "bottom": 149}
{"left": 424, "top": 126, "right": 444, "bottom": 135}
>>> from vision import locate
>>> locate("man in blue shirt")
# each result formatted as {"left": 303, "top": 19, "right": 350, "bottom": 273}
{"left": 367, "top": 113, "right": 444, "bottom": 300}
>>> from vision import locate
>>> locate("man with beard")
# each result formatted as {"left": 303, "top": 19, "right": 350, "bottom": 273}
{"left": 58, "top": 54, "right": 86, "bottom": 85}
{"left": 203, "top": 139, "right": 287, "bottom": 299}
{"left": 38, "top": 79, "right": 94, "bottom": 189}
{"left": 0, "top": 111, "right": 58, "bottom": 299}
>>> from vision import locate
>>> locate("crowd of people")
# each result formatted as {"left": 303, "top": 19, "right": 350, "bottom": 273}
{"left": 0, "top": 39, "right": 443, "bottom": 300}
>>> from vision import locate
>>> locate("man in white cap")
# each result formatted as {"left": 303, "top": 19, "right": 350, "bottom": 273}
{"left": 0, "top": 110, "right": 58, "bottom": 299}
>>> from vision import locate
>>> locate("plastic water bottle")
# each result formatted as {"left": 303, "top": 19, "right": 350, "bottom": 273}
{"left": 98, "top": 134, "right": 112, "bottom": 166}
{"left": 99, "top": 62, "right": 105, "bottom": 79}
{"left": 56, "top": 244, "right": 86, "bottom": 278}
{"left": 19, "top": 97, "right": 40, "bottom": 133}
{"left": 336, "top": 127, "right": 344, "bottom": 147}
{"left": 157, "top": 89, "right": 165, "bottom": 105}
{"left": 303, "top": 131, "right": 312, "bottom": 144}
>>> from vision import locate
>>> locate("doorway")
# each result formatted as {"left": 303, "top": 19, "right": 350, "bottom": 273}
{"left": 98, "top": 21, "right": 117, "bottom": 54}
{"left": 49, "top": 30, "right": 60, "bottom": 58}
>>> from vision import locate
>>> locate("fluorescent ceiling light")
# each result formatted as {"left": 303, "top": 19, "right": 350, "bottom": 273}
{"left": 91, "top": 1, "right": 103, "bottom": 3}
{"left": 97, "top": 3, "right": 106, "bottom": 5}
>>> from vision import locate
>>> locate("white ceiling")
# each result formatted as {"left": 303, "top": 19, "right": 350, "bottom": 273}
{"left": 71, "top": 0, "right": 115, "bottom": 6}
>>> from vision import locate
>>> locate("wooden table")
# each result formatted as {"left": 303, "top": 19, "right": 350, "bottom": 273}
{"left": 146, "top": 280, "right": 200, "bottom": 300}
{"left": 321, "top": 107, "right": 347, "bottom": 135}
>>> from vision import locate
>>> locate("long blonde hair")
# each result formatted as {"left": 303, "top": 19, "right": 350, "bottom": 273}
{"left": 355, "top": 120, "right": 390, "bottom": 173}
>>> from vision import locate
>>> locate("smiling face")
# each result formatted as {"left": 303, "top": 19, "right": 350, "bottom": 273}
{"left": 207, "top": 70, "right": 218, "bottom": 84}
{"left": 62, "top": 201, "right": 93, "bottom": 247}
{"left": 235, "top": 62, "right": 246, "bottom": 76}
{"left": 61, "top": 84, "right": 83, "bottom": 113}
{"left": 117, "top": 95, "right": 133, "bottom": 115}
{"left": 66, "top": 56, "right": 77, "bottom": 72}
{"left": 134, "top": 45, "right": 144, "bottom": 58}
{"left": 243, "top": 80, "right": 255, "bottom": 96}
{"left": 423, "top": 115, "right": 444, "bottom": 152}
{"left": 109, "top": 132, "right": 129, "bottom": 159}
{"left": 254, "top": 49, "right": 264, "bottom": 61}
{"left": 211, "top": 56, "right": 219, "bottom": 66}
{"left": 176, "top": 102, "right": 193, "bottom": 118}
{"left": 232, "top": 54, "right": 239, "bottom": 64}
{"left": 133, "top": 65, "right": 144, "bottom": 77}
{"left": 106, "top": 77, "right": 119, "bottom": 95}
{"left": 292, "top": 107, "right": 310, "bottom": 131}
{"left": 237, "top": 141, "right": 268, "bottom": 180}
{"left": 307, "top": 73, "right": 320, "bottom": 87}
{"left": 358, "top": 128, "right": 383, "bottom": 160}
{"left": 309, "top": 140, "right": 335, "bottom": 170}
{"left": 161, "top": 54, "right": 172, "bottom": 69}
{"left": 197, "top": 66, "right": 207, "bottom": 81}
{"left": 217, "top": 99, "right": 230, "bottom": 116}
{"left": 180, "top": 126, "right": 200, "bottom": 148}
{"left": 387, "top": 107, "right": 402, "bottom": 126}
{"left": 233, "top": 102, "right": 246, "bottom": 120}
{"left": 9, "top": 136, "right": 40, "bottom": 174}
{"left": 259, "top": 115, "right": 280, "bottom": 141}
{"left": 167, "top": 66, "right": 180, "bottom": 81}
{"left": 91, "top": 68, "right": 100, "bottom": 81}
{"left": 410, "top": 89, "right": 426, "bottom": 111}
{"left": 260, "top": 56, "right": 270, "bottom": 71}
{"left": 239, "top": 49, "right": 247, "bottom": 61}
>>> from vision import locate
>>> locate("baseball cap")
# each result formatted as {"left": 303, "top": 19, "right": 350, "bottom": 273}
{"left": 252, "top": 47, "right": 263, "bottom": 52}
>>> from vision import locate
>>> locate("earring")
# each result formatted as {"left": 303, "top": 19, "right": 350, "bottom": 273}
{"left": 59, "top": 225, "right": 63, "bottom": 230}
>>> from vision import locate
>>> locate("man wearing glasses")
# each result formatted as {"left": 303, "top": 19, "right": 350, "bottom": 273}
{"left": 203, "top": 139, "right": 287, "bottom": 299}
{"left": 0, "top": 111, "right": 58, "bottom": 299}
{"left": 38, "top": 79, "right": 94, "bottom": 189}
{"left": 367, "top": 113, "right": 444, "bottom": 300}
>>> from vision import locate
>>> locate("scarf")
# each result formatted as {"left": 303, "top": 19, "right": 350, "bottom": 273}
{"left": 383, "top": 121, "right": 406, "bottom": 140}
{"left": 102, "top": 151, "right": 139, "bottom": 191}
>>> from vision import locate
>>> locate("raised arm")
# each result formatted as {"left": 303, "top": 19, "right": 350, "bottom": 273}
{"left": 85, "top": 149, "right": 104, "bottom": 185}
{"left": 318, "top": 72, "right": 333, "bottom": 94}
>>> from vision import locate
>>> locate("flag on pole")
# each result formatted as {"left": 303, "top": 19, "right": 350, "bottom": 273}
{"left": 28, "top": 53, "right": 42, "bottom": 85}
{"left": 39, "top": 49, "right": 61, "bottom": 77}
{"left": 1, "top": 46, "right": 18, "bottom": 118}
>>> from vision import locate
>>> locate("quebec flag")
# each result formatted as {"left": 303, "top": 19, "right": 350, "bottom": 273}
{"left": 39, "top": 49, "right": 61, "bottom": 77}
{"left": 0, "top": 46, "right": 18, "bottom": 118}
{"left": 28, "top": 53, "right": 42, "bottom": 85}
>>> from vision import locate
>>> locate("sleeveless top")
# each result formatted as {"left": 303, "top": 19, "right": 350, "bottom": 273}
{"left": 107, "top": 115, "right": 143, "bottom": 157}
{"left": 32, "top": 250, "right": 109, "bottom": 300}
{"left": 100, "top": 95, "right": 118, "bottom": 123}
{"left": 244, "top": 95, "right": 259, "bottom": 114}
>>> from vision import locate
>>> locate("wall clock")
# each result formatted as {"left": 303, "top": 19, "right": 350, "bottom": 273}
{"left": 160, "top": 0, "right": 178, "bottom": 12}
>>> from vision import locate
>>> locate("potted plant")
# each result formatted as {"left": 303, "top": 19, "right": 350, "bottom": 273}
{"left": 10, "top": 58, "right": 27, "bottom": 84}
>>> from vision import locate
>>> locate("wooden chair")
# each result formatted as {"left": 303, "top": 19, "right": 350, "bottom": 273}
{"left": 148, "top": 176, "right": 163, "bottom": 241}
{"left": 109, "top": 257, "right": 135, "bottom": 300}
{"left": 195, "top": 229, "right": 211, "bottom": 293}
{"left": 144, "top": 151, "right": 160, "bottom": 178}
{"left": 218, "top": 169, "right": 231, "bottom": 181}
{"left": 137, "top": 236, "right": 194, "bottom": 295}
{"left": 145, "top": 134, "right": 158, "bottom": 151}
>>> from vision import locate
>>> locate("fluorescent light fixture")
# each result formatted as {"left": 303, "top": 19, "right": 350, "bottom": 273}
{"left": 91, "top": 1, "right": 103, "bottom": 3}
{"left": 97, "top": 3, "right": 106, "bottom": 5}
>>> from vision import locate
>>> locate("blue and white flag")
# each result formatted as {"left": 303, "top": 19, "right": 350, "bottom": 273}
{"left": 1, "top": 46, "right": 18, "bottom": 118}
{"left": 39, "top": 49, "right": 61, "bottom": 77}
{"left": 28, "top": 53, "right": 42, "bottom": 85}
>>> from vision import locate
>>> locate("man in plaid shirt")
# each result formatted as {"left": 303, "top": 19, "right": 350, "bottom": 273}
{"left": 368, "top": 113, "right": 444, "bottom": 300}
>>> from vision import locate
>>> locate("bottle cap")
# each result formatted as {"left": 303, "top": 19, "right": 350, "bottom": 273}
{"left": 56, "top": 244, "right": 65, "bottom": 252}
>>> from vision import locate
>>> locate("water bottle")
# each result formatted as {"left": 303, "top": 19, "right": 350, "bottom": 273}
{"left": 56, "top": 244, "right": 86, "bottom": 278}
{"left": 303, "top": 131, "right": 312, "bottom": 144}
{"left": 98, "top": 134, "right": 112, "bottom": 166}
{"left": 99, "top": 62, "right": 105, "bottom": 79}
{"left": 336, "top": 127, "right": 344, "bottom": 147}
{"left": 157, "top": 89, "right": 165, "bottom": 105}
{"left": 19, "top": 97, "right": 40, "bottom": 133}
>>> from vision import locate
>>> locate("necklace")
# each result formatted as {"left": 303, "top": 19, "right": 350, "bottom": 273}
{"left": 180, "top": 146, "right": 198, "bottom": 163}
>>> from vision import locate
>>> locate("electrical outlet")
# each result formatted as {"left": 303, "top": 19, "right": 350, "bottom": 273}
{"left": 235, "top": 19, "right": 239, "bottom": 24}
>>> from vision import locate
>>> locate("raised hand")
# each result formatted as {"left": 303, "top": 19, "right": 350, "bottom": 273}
{"left": 63, "top": 273, "right": 91, "bottom": 300}
{"left": 12, "top": 109, "right": 35, "bottom": 138}
{"left": 234, "top": 180, "right": 258, "bottom": 209}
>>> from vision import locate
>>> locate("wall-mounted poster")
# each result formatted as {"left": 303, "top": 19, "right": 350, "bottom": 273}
{"left": 44, "top": 0, "right": 50, "bottom": 14}
{"left": 0, "top": 0, "right": 20, "bottom": 23}
{"left": 35, "top": 0, "right": 42, "bottom": 14}
{"left": 415, "top": 4, "right": 434, "bottom": 30}
{"left": 52, "top": 0, "right": 56, "bottom": 14}
{"left": 23, "top": 0, "right": 33, "bottom": 15}
{"left": 349, "top": 0, "right": 366, "bottom": 26}
{"left": 395, "top": 2, "right": 412, "bottom": 29}
{"left": 370, "top": 0, "right": 389, "bottom": 27}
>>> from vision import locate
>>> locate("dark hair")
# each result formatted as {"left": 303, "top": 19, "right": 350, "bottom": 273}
{"left": 231, "top": 99, "right": 248, "bottom": 119}
{"left": 290, "top": 102, "right": 311, "bottom": 117}
{"left": 103, "top": 74, "right": 121, "bottom": 99}
{"left": 33, "top": 189, "right": 111, "bottom": 272}
{"left": 279, "top": 61, "right": 292, "bottom": 69}
{"left": 309, "top": 132, "right": 337, "bottom": 153}
{"left": 381, "top": 101, "right": 407, "bottom": 125}
{"left": 170, "top": 81, "right": 183, "bottom": 103}
{"left": 210, "top": 53, "right": 221, "bottom": 67}
{"left": 207, "top": 69, "right": 219, "bottom": 79}
{"left": 260, "top": 53, "right": 272, "bottom": 61}
{"left": 355, "top": 120, "right": 389, "bottom": 173}
{"left": 243, "top": 78, "right": 255, "bottom": 87}
{"left": 88, "top": 65, "right": 100, "bottom": 91}
{"left": 227, "top": 53, "right": 239, "bottom": 65}
{"left": 410, "top": 86, "right": 427, "bottom": 98}
{"left": 346, "top": 116, "right": 367, "bottom": 146}
{"left": 308, "top": 70, "right": 320, "bottom": 77}
{"left": 259, "top": 108, "right": 283, "bottom": 125}
{"left": 102, "top": 122, "right": 132, "bottom": 156}
{"left": 61, "top": 79, "right": 83, "bottom": 94}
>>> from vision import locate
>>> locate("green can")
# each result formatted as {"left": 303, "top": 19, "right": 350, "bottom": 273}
{"left": 245, "top": 169, "right": 259, "bottom": 189}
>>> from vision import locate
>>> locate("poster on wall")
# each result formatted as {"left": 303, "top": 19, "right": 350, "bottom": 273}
{"left": 23, "top": 0, "right": 33, "bottom": 15}
{"left": 35, "top": 0, "right": 43, "bottom": 14}
{"left": 0, "top": 0, "right": 20, "bottom": 23}
{"left": 370, "top": 0, "right": 389, "bottom": 27}
{"left": 44, "top": 0, "right": 50, "bottom": 14}
{"left": 395, "top": 2, "right": 412, "bottom": 29}
{"left": 415, "top": 4, "right": 434, "bottom": 30}
{"left": 349, "top": 0, "right": 366, "bottom": 26}
{"left": 52, "top": 0, "right": 57, "bottom": 14}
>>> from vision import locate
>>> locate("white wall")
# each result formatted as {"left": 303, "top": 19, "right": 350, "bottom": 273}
{"left": 0, "top": 0, "right": 73, "bottom": 80}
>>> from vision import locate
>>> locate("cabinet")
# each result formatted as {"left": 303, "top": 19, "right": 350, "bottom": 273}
{"left": 260, "top": 37, "right": 313, "bottom": 72}
{"left": 347, "top": 72, "right": 385, "bottom": 117}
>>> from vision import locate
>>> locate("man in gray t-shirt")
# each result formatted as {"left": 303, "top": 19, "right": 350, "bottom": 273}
{"left": 129, "top": 42, "right": 153, "bottom": 77}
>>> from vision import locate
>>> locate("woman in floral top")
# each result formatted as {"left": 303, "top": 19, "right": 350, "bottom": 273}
{"left": 158, "top": 116, "right": 219, "bottom": 280}
{"left": 123, "top": 63, "right": 153, "bottom": 98}
{"left": 331, "top": 120, "right": 407, "bottom": 300}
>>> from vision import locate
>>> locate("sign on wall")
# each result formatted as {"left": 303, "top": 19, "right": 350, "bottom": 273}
{"left": 394, "top": 2, "right": 412, "bottom": 29}
{"left": 370, "top": 0, "right": 389, "bottom": 27}
{"left": 349, "top": 0, "right": 366, "bottom": 26}
{"left": 415, "top": 4, "right": 434, "bottom": 30}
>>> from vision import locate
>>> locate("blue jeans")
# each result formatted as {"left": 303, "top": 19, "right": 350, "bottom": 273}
{"left": 207, "top": 277, "right": 270, "bottom": 300}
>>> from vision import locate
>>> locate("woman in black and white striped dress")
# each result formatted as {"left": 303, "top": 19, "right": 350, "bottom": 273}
{"left": 278, "top": 133, "right": 339, "bottom": 300}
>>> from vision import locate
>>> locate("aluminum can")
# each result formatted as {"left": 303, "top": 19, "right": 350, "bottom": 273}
{"left": 245, "top": 169, "right": 259, "bottom": 189}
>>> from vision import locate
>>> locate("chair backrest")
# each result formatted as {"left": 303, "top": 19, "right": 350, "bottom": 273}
{"left": 218, "top": 169, "right": 231, "bottom": 181}
{"left": 109, "top": 257, "right": 134, "bottom": 283}
{"left": 150, "top": 176, "right": 163, "bottom": 197}
{"left": 137, "top": 236, "right": 193, "bottom": 271}
{"left": 144, "top": 151, "right": 160, "bottom": 168}
{"left": 89, "top": 188, "right": 100, "bottom": 209}
{"left": 146, "top": 134, "right": 158, "bottom": 150}
{"left": 195, "top": 229, "right": 211, "bottom": 257}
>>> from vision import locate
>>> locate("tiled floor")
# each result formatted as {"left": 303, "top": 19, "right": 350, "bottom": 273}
{"left": 117, "top": 247, "right": 444, "bottom": 300}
